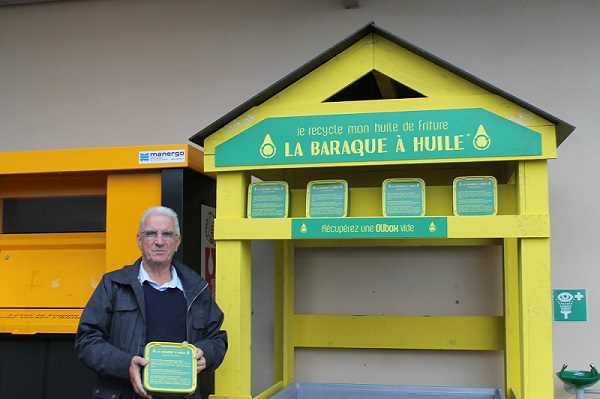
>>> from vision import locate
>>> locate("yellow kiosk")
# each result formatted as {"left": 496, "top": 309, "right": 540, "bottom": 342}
{"left": 191, "top": 23, "right": 574, "bottom": 399}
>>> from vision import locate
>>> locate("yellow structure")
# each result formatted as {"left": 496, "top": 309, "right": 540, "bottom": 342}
{"left": 0, "top": 144, "right": 213, "bottom": 334}
{"left": 192, "top": 23, "right": 574, "bottom": 399}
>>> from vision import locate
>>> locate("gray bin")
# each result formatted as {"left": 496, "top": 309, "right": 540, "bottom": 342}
{"left": 269, "top": 383, "right": 505, "bottom": 399}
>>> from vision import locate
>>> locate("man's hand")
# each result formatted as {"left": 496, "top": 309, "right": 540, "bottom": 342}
{"left": 195, "top": 346, "right": 206, "bottom": 373}
{"left": 184, "top": 341, "right": 206, "bottom": 373}
{"left": 129, "top": 355, "right": 152, "bottom": 399}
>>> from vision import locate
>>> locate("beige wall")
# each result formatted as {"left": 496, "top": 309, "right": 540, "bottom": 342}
{"left": 2, "top": 1, "right": 599, "bottom": 398}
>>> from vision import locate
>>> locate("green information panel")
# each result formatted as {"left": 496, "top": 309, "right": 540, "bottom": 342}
{"left": 143, "top": 342, "right": 197, "bottom": 397}
{"left": 247, "top": 181, "right": 289, "bottom": 218}
{"left": 553, "top": 289, "right": 588, "bottom": 322}
{"left": 215, "top": 108, "right": 543, "bottom": 167}
{"left": 292, "top": 217, "right": 447, "bottom": 239}
{"left": 453, "top": 176, "right": 497, "bottom": 216}
{"left": 306, "top": 180, "right": 348, "bottom": 218}
{"left": 382, "top": 178, "right": 426, "bottom": 216}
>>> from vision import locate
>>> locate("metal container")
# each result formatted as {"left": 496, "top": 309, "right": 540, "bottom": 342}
{"left": 269, "top": 383, "right": 505, "bottom": 399}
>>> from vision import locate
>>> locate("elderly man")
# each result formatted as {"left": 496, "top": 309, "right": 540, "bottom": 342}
{"left": 75, "top": 206, "right": 227, "bottom": 399}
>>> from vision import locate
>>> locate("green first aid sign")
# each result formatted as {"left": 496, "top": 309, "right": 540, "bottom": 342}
{"left": 553, "top": 289, "right": 588, "bottom": 322}
{"left": 215, "top": 108, "right": 542, "bottom": 167}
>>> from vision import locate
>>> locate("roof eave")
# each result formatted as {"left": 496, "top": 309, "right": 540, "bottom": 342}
{"left": 190, "top": 22, "right": 574, "bottom": 147}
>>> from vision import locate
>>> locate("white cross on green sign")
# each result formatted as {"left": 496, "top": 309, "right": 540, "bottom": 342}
{"left": 553, "top": 289, "right": 587, "bottom": 322}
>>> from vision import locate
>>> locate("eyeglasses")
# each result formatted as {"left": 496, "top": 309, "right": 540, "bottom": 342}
{"left": 140, "top": 230, "right": 179, "bottom": 241}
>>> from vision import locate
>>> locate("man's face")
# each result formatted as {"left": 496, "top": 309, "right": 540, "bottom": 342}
{"left": 137, "top": 214, "right": 181, "bottom": 268}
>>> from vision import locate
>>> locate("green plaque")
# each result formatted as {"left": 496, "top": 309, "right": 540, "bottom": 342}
{"left": 215, "top": 108, "right": 543, "bottom": 168}
{"left": 382, "top": 178, "right": 426, "bottom": 216}
{"left": 292, "top": 217, "right": 447, "bottom": 239}
{"left": 143, "top": 342, "right": 197, "bottom": 397}
{"left": 553, "top": 289, "right": 588, "bottom": 322}
{"left": 306, "top": 180, "right": 348, "bottom": 218}
{"left": 247, "top": 181, "right": 289, "bottom": 218}
{"left": 453, "top": 176, "right": 497, "bottom": 216}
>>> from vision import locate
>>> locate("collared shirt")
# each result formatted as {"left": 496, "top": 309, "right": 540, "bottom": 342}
{"left": 138, "top": 262, "right": 184, "bottom": 292}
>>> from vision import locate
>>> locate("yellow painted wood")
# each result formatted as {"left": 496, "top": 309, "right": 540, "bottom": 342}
{"left": 209, "top": 396, "right": 252, "bottom": 399}
{"left": 214, "top": 240, "right": 252, "bottom": 398}
{"left": 515, "top": 161, "right": 553, "bottom": 399}
{"left": 282, "top": 241, "right": 295, "bottom": 386}
{"left": 216, "top": 171, "right": 251, "bottom": 220}
{"left": 253, "top": 382, "right": 284, "bottom": 399}
{"left": 373, "top": 35, "right": 488, "bottom": 97}
{"left": 105, "top": 172, "right": 161, "bottom": 272}
{"left": 216, "top": 218, "right": 292, "bottom": 240}
{"left": 294, "top": 238, "right": 502, "bottom": 248}
{"left": 294, "top": 314, "right": 504, "bottom": 350}
{"left": 504, "top": 238, "right": 522, "bottom": 399}
{"left": 211, "top": 215, "right": 548, "bottom": 241}
{"left": 214, "top": 171, "right": 253, "bottom": 398}
{"left": 273, "top": 240, "right": 296, "bottom": 388}
{"left": 263, "top": 37, "right": 375, "bottom": 106}
{"left": 273, "top": 242, "right": 285, "bottom": 385}
{"left": 520, "top": 238, "right": 553, "bottom": 398}
{"left": 447, "top": 215, "right": 549, "bottom": 238}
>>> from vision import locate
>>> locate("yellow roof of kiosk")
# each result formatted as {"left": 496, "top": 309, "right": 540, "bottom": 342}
{"left": 190, "top": 22, "right": 574, "bottom": 172}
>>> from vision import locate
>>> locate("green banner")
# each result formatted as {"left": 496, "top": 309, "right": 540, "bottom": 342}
{"left": 291, "top": 217, "right": 447, "bottom": 239}
{"left": 216, "top": 108, "right": 542, "bottom": 167}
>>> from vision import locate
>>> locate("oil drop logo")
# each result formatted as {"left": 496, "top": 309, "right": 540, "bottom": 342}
{"left": 260, "top": 134, "right": 276, "bottom": 159}
{"left": 473, "top": 125, "right": 491, "bottom": 151}
{"left": 429, "top": 222, "right": 437, "bottom": 233}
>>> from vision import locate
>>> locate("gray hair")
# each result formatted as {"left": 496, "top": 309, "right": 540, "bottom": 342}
{"left": 138, "top": 206, "right": 181, "bottom": 235}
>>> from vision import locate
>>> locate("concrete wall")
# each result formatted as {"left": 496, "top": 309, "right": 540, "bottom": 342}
{"left": 2, "top": 1, "right": 599, "bottom": 398}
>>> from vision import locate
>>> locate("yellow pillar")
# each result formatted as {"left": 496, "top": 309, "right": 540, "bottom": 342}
{"left": 504, "top": 237, "right": 522, "bottom": 399}
{"left": 517, "top": 160, "right": 553, "bottom": 399}
{"left": 282, "top": 241, "right": 295, "bottom": 387}
{"left": 214, "top": 171, "right": 253, "bottom": 399}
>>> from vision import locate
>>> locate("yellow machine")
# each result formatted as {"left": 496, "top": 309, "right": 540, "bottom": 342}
{"left": 0, "top": 144, "right": 216, "bottom": 398}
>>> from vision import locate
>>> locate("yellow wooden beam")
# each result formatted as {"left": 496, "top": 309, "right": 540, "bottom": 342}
{"left": 262, "top": 35, "right": 376, "bottom": 107}
{"left": 214, "top": 215, "right": 548, "bottom": 241}
{"left": 282, "top": 241, "right": 295, "bottom": 386}
{"left": 214, "top": 171, "right": 253, "bottom": 399}
{"left": 294, "top": 314, "right": 504, "bottom": 350}
{"left": 373, "top": 34, "right": 488, "bottom": 98}
{"left": 213, "top": 240, "right": 252, "bottom": 399}
{"left": 447, "top": 215, "right": 549, "bottom": 238}
{"left": 273, "top": 242, "right": 285, "bottom": 385}
{"left": 504, "top": 238, "right": 522, "bottom": 398}
{"left": 515, "top": 160, "right": 553, "bottom": 399}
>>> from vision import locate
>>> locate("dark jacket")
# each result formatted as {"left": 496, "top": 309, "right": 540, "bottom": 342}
{"left": 75, "top": 258, "right": 227, "bottom": 399}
